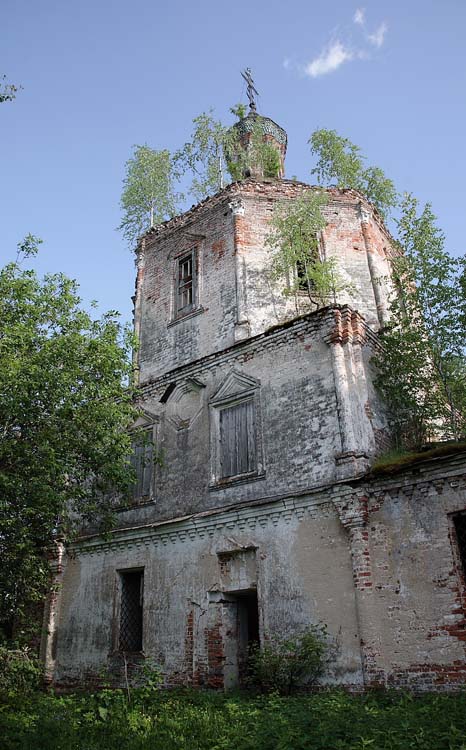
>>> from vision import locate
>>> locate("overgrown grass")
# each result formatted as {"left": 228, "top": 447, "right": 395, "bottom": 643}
{"left": 1, "top": 687, "right": 466, "bottom": 749}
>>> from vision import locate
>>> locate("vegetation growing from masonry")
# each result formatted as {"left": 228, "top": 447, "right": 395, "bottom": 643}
{"left": 118, "top": 105, "right": 282, "bottom": 247}
{"left": 0, "top": 237, "right": 139, "bottom": 640}
{"left": 118, "top": 145, "right": 182, "bottom": 247}
{"left": 266, "top": 190, "right": 351, "bottom": 311}
{"left": 2, "top": 683, "right": 466, "bottom": 750}
{"left": 309, "top": 129, "right": 398, "bottom": 220}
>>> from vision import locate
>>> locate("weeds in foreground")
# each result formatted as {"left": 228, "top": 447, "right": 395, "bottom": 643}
{"left": 1, "top": 687, "right": 466, "bottom": 750}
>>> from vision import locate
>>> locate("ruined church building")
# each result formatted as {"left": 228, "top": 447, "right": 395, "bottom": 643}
{"left": 42, "top": 97, "right": 466, "bottom": 691}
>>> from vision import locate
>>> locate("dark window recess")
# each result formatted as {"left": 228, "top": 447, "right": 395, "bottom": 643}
{"left": 454, "top": 513, "right": 466, "bottom": 578}
{"left": 219, "top": 400, "right": 256, "bottom": 478}
{"left": 177, "top": 252, "right": 195, "bottom": 313}
{"left": 130, "top": 430, "right": 154, "bottom": 499}
{"left": 119, "top": 571, "right": 143, "bottom": 652}
{"left": 297, "top": 257, "right": 316, "bottom": 293}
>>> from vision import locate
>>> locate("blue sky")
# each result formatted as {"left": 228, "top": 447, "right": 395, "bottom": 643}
{"left": 2, "top": 0, "right": 465, "bottom": 324}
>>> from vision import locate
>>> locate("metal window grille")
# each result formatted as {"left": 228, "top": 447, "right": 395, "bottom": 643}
{"left": 219, "top": 400, "right": 256, "bottom": 478}
{"left": 454, "top": 513, "right": 466, "bottom": 578}
{"left": 119, "top": 570, "right": 143, "bottom": 652}
{"left": 177, "top": 252, "right": 195, "bottom": 312}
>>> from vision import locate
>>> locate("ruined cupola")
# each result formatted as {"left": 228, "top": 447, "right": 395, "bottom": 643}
{"left": 226, "top": 69, "right": 287, "bottom": 179}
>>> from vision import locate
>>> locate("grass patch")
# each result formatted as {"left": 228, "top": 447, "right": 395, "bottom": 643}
{"left": 371, "top": 441, "right": 466, "bottom": 477}
{"left": 1, "top": 687, "right": 466, "bottom": 749}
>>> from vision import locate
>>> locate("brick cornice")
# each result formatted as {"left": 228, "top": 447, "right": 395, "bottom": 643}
{"left": 139, "top": 304, "right": 377, "bottom": 396}
{"left": 70, "top": 490, "right": 334, "bottom": 556}
{"left": 137, "top": 179, "right": 394, "bottom": 249}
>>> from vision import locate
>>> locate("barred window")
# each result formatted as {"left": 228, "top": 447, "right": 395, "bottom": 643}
{"left": 119, "top": 570, "right": 143, "bottom": 652}
{"left": 130, "top": 428, "right": 154, "bottom": 500}
{"left": 219, "top": 400, "right": 256, "bottom": 479}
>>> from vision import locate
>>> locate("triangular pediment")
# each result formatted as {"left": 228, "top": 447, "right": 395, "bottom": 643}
{"left": 131, "top": 407, "right": 160, "bottom": 429}
{"left": 211, "top": 370, "right": 260, "bottom": 403}
{"left": 168, "top": 232, "right": 206, "bottom": 259}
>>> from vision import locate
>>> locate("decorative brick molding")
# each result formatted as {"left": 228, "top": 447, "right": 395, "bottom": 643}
{"left": 325, "top": 307, "right": 367, "bottom": 347}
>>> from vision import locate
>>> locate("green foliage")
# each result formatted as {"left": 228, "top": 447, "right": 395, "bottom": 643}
{"left": 309, "top": 129, "right": 398, "bottom": 219}
{"left": 2, "top": 688, "right": 466, "bottom": 749}
{"left": 175, "top": 111, "right": 228, "bottom": 202}
{"left": 0, "top": 238, "right": 138, "bottom": 637}
{"left": 225, "top": 116, "right": 281, "bottom": 182}
{"left": 247, "top": 624, "right": 332, "bottom": 694}
{"left": 118, "top": 145, "right": 180, "bottom": 248}
{"left": 375, "top": 194, "right": 466, "bottom": 447}
{"left": 230, "top": 102, "right": 247, "bottom": 120}
{"left": 0, "top": 74, "right": 20, "bottom": 104}
{"left": 267, "top": 190, "right": 349, "bottom": 310}
{"left": 0, "top": 645, "right": 42, "bottom": 697}
{"left": 176, "top": 109, "right": 282, "bottom": 203}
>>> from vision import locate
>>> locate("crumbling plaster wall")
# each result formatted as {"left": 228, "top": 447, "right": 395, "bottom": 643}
{"left": 233, "top": 182, "right": 394, "bottom": 339}
{"left": 361, "top": 461, "right": 466, "bottom": 688}
{"left": 136, "top": 180, "right": 394, "bottom": 383}
{"left": 48, "top": 456, "right": 466, "bottom": 691}
{"left": 52, "top": 495, "right": 363, "bottom": 688}
{"left": 110, "top": 307, "right": 383, "bottom": 530}
{"left": 138, "top": 195, "right": 238, "bottom": 383}
{"left": 331, "top": 456, "right": 466, "bottom": 690}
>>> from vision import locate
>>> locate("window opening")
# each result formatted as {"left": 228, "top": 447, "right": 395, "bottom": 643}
{"left": 119, "top": 570, "right": 143, "bottom": 652}
{"left": 454, "top": 513, "right": 466, "bottom": 579}
{"left": 296, "top": 256, "right": 317, "bottom": 295}
{"left": 130, "top": 428, "right": 154, "bottom": 500}
{"left": 219, "top": 400, "right": 256, "bottom": 478}
{"left": 177, "top": 251, "right": 195, "bottom": 314}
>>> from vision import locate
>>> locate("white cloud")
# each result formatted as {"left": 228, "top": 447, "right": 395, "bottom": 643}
{"left": 367, "top": 21, "right": 387, "bottom": 48}
{"left": 304, "top": 41, "right": 354, "bottom": 78}
{"left": 354, "top": 7, "right": 365, "bottom": 25}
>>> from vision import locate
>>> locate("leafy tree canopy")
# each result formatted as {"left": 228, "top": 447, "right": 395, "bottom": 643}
{"left": 376, "top": 194, "right": 466, "bottom": 446}
{"left": 0, "top": 237, "right": 138, "bottom": 637}
{"left": 175, "top": 111, "right": 228, "bottom": 202}
{"left": 118, "top": 145, "right": 181, "bottom": 247}
{"left": 309, "top": 129, "right": 398, "bottom": 219}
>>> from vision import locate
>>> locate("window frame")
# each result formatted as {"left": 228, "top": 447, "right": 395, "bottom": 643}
{"left": 209, "top": 376, "right": 264, "bottom": 489}
{"left": 114, "top": 567, "right": 145, "bottom": 654}
{"left": 128, "top": 422, "right": 157, "bottom": 505}
{"left": 175, "top": 247, "right": 197, "bottom": 318}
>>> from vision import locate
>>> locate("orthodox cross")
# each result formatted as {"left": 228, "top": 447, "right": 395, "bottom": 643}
{"left": 241, "top": 68, "right": 259, "bottom": 112}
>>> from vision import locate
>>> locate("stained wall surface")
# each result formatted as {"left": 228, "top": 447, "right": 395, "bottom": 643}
{"left": 137, "top": 180, "right": 393, "bottom": 383}
{"left": 44, "top": 179, "right": 466, "bottom": 693}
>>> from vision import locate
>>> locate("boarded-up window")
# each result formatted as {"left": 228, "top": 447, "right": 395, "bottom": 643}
{"left": 219, "top": 400, "right": 256, "bottom": 478}
{"left": 130, "top": 429, "right": 154, "bottom": 500}
{"left": 119, "top": 570, "right": 143, "bottom": 652}
{"left": 177, "top": 250, "right": 195, "bottom": 314}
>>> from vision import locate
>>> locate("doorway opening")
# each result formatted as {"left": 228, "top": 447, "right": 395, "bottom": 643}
{"left": 233, "top": 589, "right": 260, "bottom": 683}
